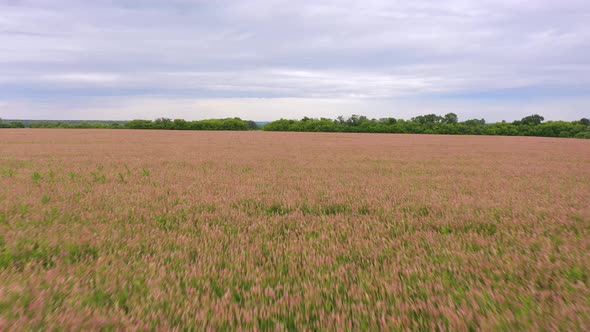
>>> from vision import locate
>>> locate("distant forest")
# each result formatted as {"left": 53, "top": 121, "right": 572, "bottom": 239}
{"left": 1, "top": 114, "right": 589, "bottom": 139}
{"left": 263, "top": 114, "right": 590, "bottom": 139}
{"left": 0, "top": 118, "right": 259, "bottom": 131}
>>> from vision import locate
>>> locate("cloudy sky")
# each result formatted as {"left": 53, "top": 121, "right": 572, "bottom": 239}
{"left": 1, "top": 0, "right": 589, "bottom": 121}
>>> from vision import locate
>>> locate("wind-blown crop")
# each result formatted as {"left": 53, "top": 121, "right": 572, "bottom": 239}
{"left": 0, "top": 129, "right": 588, "bottom": 330}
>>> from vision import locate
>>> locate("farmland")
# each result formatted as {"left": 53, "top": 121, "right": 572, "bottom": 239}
{"left": 0, "top": 129, "right": 589, "bottom": 330}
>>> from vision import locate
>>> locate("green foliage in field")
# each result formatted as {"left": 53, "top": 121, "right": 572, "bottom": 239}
{"left": 125, "top": 118, "right": 253, "bottom": 131}
{"left": 5, "top": 114, "right": 589, "bottom": 138}
{"left": 263, "top": 113, "right": 590, "bottom": 138}
{"left": 6, "top": 117, "right": 258, "bottom": 131}
{"left": 0, "top": 118, "right": 25, "bottom": 128}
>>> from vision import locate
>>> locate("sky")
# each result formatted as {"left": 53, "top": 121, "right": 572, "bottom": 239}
{"left": 1, "top": 0, "right": 589, "bottom": 122}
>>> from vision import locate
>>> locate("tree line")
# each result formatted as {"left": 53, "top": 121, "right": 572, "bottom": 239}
{"left": 0, "top": 119, "right": 25, "bottom": 128}
{"left": 2, "top": 114, "right": 590, "bottom": 138}
{"left": 0, "top": 118, "right": 259, "bottom": 131}
{"left": 125, "top": 118, "right": 258, "bottom": 130}
{"left": 263, "top": 114, "right": 590, "bottom": 139}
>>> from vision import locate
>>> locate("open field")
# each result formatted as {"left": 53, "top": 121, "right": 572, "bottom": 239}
{"left": 1, "top": 129, "right": 589, "bottom": 330}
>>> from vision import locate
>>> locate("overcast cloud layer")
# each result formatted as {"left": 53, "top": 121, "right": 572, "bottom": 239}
{"left": 1, "top": 0, "right": 589, "bottom": 121}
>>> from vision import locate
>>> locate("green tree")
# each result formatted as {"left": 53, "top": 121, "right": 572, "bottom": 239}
{"left": 346, "top": 115, "right": 368, "bottom": 126}
{"left": 379, "top": 117, "right": 397, "bottom": 125}
{"left": 173, "top": 119, "right": 188, "bottom": 130}
{"left": 443, "top": 113, "right": 458, "bottom": 124}
{"left": 154, "top": 118, "right": 173, "bottom": 129}
{"left": 520, "top": 114, "right": 545, "bottom": 125}
{"left": 126, "top": 119, "right": 154, "bottom": 129}
{"left": 412, "top": 114, "right": 443, "bottom": 124}
{"left": 245, "top": 120, "right": 259, "bottom": 130}
{"left": 463, "top": 119, "right": 485, "bottom": 126}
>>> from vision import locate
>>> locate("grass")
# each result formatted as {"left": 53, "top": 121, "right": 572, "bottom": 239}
{"left": 0, "top": 128, "right": 589, "bottom": 330}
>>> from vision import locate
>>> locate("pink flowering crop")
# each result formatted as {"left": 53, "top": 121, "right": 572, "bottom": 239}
{"left": 0, "top": 129, "right": 589, "bottom": 330}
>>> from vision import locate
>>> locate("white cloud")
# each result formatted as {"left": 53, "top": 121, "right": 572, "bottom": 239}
{"left": 40, "top": 73, "right": 122, "bottom": 84}
{"left": 0, "top": 0, "right": 588, "bottom": 120}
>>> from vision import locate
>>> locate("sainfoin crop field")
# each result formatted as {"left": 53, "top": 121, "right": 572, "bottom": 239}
{"left": 0, "top": 129, "right": 589, "bottom": 330}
